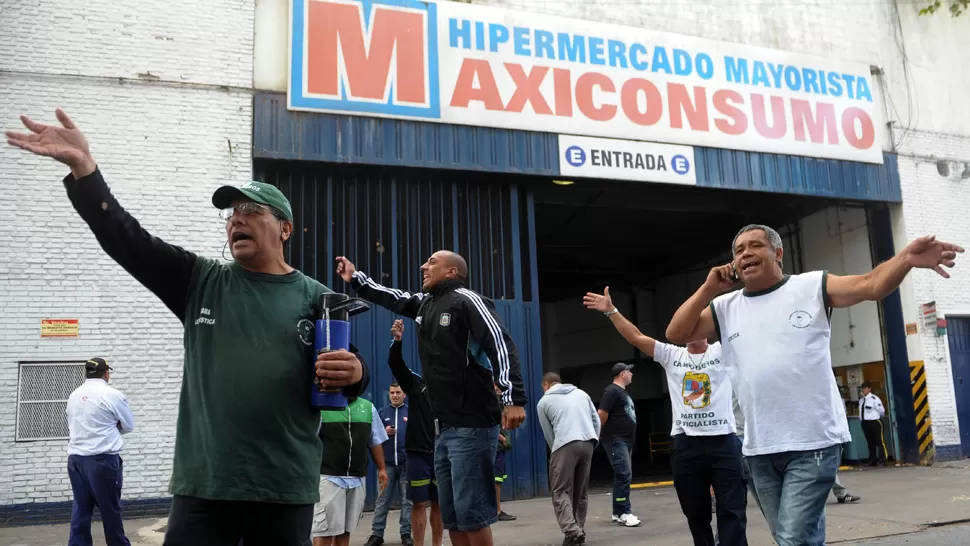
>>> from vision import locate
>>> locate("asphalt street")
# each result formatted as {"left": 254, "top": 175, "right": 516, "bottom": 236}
{"left": 2, "top": 465, "right": 969, "bottom": 546}
{"left": 836, "top": 524, "right": 970, "bottom": 545}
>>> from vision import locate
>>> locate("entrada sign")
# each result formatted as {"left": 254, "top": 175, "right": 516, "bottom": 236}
{"left": 289, "top": 0, "right": 884, "bottom": 164}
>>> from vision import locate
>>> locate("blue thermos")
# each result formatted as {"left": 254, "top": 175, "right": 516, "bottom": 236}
{"left": 311, "top": 292, "right": 369, "bottom": 411}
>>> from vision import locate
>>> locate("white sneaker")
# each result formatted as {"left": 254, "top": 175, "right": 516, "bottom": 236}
{"left": 617, "top": 513, "right": 641, "bottom": 527}
{"left": 611, "top": 515, "right": 621, "bottom": 523}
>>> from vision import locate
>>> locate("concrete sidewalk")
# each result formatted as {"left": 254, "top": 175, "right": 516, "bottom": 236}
{"left": 2, "top": 464, "right": 968, "bottom": 546}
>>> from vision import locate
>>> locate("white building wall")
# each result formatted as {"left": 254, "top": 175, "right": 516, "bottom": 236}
{"left": 892, "top": 129, "right": 970, "bottom": 450}
{"left": 0, "top": 0, "right": 254, "bottom": 505}
{"left": 880, "top": 7, "right": 970, "bottom": 454}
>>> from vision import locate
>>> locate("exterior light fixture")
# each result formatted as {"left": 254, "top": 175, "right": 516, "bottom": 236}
{"left": 552, "top": 180, "right": 574, "bottom": 186}
{"left": 936, "top": 160, "right": 950, "bottom": 177}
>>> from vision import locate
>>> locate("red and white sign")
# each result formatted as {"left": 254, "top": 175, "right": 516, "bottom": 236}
{"left": 290, "top": 0, "right": 884, "bottom": 164}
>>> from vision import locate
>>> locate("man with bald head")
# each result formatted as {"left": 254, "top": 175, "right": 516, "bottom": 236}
{"left": 336, "top": 251, "right": 528, "bottom": 546}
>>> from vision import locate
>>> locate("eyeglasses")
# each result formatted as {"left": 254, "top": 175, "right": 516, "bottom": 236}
{"left": 219, "top": 202, "right": 270, "bottom": 221}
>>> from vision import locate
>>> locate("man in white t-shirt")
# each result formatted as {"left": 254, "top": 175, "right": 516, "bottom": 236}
{"left": 665, "top": 224, "right": 962, "bottom": 546}
{"left": 584, "top": 288, "right": 748, "bottom": 546}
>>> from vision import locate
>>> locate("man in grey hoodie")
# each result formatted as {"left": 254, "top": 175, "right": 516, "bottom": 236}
{"left": 537, "top": 372, "right": 601, "bottom": 546}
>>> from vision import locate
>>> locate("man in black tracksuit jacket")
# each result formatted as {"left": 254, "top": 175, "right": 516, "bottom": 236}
{"left": 336, "top": 251, "right": 527, "bottom": 545}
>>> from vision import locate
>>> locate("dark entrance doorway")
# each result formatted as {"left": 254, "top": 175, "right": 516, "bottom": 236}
{"left": 528, "top": 176, "right": 835, "bottom": 483}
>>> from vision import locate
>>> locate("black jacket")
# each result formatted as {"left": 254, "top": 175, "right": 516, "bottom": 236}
{"left": 353, "top": 273, "right": 528, "bottom": 428}
{"left": 388, "top": 340, "right": 435, "bottom": 454}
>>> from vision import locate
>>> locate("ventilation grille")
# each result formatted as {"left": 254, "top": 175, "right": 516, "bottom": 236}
{"left": 17, "top": 363, "right": 86, "bottom": 441}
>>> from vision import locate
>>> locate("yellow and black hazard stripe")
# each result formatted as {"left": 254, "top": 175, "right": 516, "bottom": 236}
{"left": 910, "top": 360, "right": 935, "bottom": 465}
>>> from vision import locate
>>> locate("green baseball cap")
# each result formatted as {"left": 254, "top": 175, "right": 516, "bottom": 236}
{"left": 212, "top": 181, "right": 294, "bottom": 221}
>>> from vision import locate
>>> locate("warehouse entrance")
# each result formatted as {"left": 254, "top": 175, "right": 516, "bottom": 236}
{"left": 528, "top": 176, "right": 896, "bottom": 483}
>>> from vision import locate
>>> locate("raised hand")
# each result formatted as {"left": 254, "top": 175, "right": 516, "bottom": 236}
{"left": 335, "top": 256, "right": 357, "bottom": 283}
{"left": 583, "top": 286, "right": 614, "bottom": 313}
{"left": 391, "top": 319, "right": 404, "bottom": 341}
{"left": 5, "top": 109, "right": 96, "bottom": 178}
{"left": 904, "top": 236, "right": 964, "bottom": 278}
{"left": 705, "top": 263, "right": 740, "bottom": 292}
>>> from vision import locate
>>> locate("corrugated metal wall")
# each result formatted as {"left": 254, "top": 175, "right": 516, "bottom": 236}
{"left": 254, "top": 92, "right": 903, "bottom": 203}
{"left": 254, "top": 160, "right": 548, "bottom": 509}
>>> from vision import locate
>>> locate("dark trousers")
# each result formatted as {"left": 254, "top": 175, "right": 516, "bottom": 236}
{"left": 671, "top": 434, "right": 748, "bottom": 546}
{"left": 163, "top": 495, "right": 314, "bottom": 546}
{"left": 605, "top": 438, "right": 633, "bottom": 516}
{"left": 862, "top": 419, "right": 887, "bottom": 464}
{"left": 68, "top": 454, "right": 131, "bottom": 546}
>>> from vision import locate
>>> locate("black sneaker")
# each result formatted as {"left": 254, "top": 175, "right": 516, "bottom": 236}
{"left": 837, "top": 494, "right": 862, "bottom": 504}
{"left": 497, "top": 511, "right": 517, "bottom": 521}
{"left": 562, "top": 534, "right": 585, "bottom": 546}
{"left": 400, "top": 534, "right": 414, "bottom": 546}
{"left": 364, "top": 536, "right": 384, "bottom": 546}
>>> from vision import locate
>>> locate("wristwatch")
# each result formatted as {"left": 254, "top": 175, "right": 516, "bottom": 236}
{"left": 604, "top": 308, "right": 619, "bottom": 317}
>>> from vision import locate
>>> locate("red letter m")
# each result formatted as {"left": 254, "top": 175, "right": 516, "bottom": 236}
{"left": 307, "top": 1, "right": 427, "bottom": 105}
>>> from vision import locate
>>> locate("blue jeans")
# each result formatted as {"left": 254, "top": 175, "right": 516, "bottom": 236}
{"left": 746, "top": 445, "right": 840, "bottom": 546}
{"left": 371, "top": 464, "right": 412, "bottom": 537}
{"left": 434, "top": 426, "right": 499, "bottom": 532}
{"left": 68, "top": 454, "right": 131, "bottom": 546}
{"left": 605, "top": 438, "right": 633, "bottom": 516}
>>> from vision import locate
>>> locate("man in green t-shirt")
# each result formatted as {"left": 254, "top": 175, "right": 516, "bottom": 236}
{"left": 7, "top": 110, "right": 370, "bottom": 545}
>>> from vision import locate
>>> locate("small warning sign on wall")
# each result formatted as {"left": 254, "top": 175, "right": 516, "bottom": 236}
{"left": 41, "top": 319, "right": 79, "bottom": 338}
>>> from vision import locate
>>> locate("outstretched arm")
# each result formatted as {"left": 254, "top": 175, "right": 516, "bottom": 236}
{"left": 583, "top": 287, "right": 657, "bottom": 357}
{"left": 827, "top": 235, "right": 963, "bottom": 308}
{"left": 6, "top": 110, "right": 197, "bottom": 321}
{"left": 336, "top": 257, "right": 424, "bottom": 318}
{"left": 387, "top": 320, "right": 416, "bottom": 394}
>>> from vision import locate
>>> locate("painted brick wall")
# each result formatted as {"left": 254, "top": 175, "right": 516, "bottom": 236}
{"left": 0, "top": 0, "right": 254, "bottom": 505}
{"left": 488, "top": 0, "right": 886, "bottom": 66}
{"left": 894, "top": 130, "right": 970, "bottom": 450}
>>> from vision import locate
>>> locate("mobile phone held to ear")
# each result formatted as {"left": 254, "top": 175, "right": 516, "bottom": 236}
{"left": 730, "top": 264, "right": 740, "bottom": 283}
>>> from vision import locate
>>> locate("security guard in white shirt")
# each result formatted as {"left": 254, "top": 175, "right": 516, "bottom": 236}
{"left": 858, "top": 382, "right": 887, "bottom": 466}
{"left": 65, "top": 358, "right": 135, "bottom": 546}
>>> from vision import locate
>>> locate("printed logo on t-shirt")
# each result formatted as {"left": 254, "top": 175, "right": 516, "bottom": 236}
{"left": 194, "top": 307, "right": 215, "bottom": 326}
{"left": 789, "top": 310, "right": 812, "bottom": 328}
{"left": 682, "top": 372, "right": 712, "bottom": 409}
{"left": 297, "top": 319, "right": 314, "bottom": 346}
{"left": 671, "top": 357, "right": 721, "bottom": 371}
{"left": 623, "top": 396, "right": 637, "bottom": 423}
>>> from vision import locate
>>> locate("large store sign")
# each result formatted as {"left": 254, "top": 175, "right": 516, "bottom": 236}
{"left": 289, "top": 0, "right": 883, "bottom": 164}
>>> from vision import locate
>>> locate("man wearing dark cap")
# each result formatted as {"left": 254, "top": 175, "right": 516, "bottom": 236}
{"left": 597, "top": 362, "right": 640, "bottom": 527}
{"left": 6, "top": 110, "right": 370, "bottom": 545}
{"left": 66, "top": 358, "right": 135, "bottom": 546}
